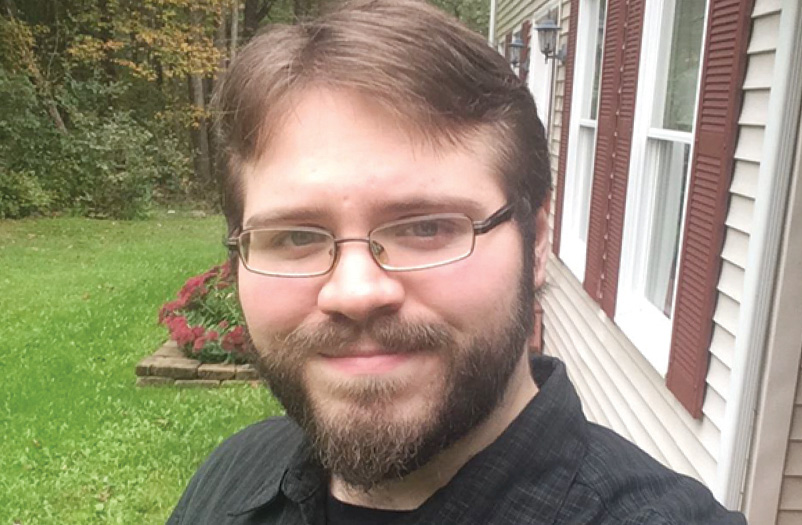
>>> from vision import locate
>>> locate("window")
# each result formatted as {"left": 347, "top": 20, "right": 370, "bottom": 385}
{"left": 616, "top": 0, "right": 706, "bottom": 374}
{"left": 559, "top": 0, "right": 752, "bottom": 415}
{"left": 560, "top": 0, "right": 607, "bottom": 280}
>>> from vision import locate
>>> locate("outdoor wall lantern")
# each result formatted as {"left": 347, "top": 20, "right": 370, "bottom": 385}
{"left": 534, "top": 19, "right": 566, "bottom": 64}
{"left": 508, "top": 35, "right": 525, "bottom": 67}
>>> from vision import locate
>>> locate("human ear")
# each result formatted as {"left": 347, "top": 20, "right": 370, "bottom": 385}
{"left": 533, "top": 191, "right": 552, "bottom": 289}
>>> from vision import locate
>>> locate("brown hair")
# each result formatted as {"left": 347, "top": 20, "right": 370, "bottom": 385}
{"left": 214, "top": 0, "right": 550, "bottom": 238}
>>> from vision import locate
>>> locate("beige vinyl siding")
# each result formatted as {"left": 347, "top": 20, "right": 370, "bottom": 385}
{"left": 779, "top": 371, "right": 802, "bottom": 524}
{"left": 496, "top": 0, "right": 538, "bottom": 38}
{"left": 540, "top": 0, "right": 783, "bottom": 497}
{"left": 550, "top": 2, "right": 571, "bottom": 171}
{"left": 543, "top": 259, "right": 718, "bottom": 483}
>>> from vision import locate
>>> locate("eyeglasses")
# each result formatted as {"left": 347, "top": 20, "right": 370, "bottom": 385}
{"left": 227, "top": 203, "right": 515, "bottom": 277}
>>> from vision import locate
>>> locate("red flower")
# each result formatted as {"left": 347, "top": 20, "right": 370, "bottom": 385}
{"left": 158, "top": 261, "right": 244, "bottom": 362}
{"left": 171, "top": 318, "right": 194, "bottom": 347}
{"left": 222, "top": 326, "right": 244, "bottom": 352}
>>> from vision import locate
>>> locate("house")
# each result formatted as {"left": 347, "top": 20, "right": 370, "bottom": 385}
{"left": 489, "top": 0, "right": 802, "bottom": 522}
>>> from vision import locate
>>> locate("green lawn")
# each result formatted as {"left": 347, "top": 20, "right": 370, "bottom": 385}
{"left": 0, "top": 213, "right": 282, "bottom": 524}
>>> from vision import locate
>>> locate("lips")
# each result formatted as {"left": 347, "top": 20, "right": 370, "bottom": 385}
{"left": 321, "top": 349, "right": 413, "bottom": 375}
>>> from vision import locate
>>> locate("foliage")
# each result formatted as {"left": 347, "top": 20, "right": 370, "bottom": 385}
{"left": 0, "top": 170, "right": 52, "bottom": 219}
{"left": 0, "top": 68, "right": 191, "bottom": 219}
{"left": 66, "top": 0, "right": 227, "bottom": 80}
{"left": 1, "top": 0, "right": 489, "bottom": 220}
{"left": 160, "top": 259, "right": 249, "bottom": 364}
{"left": 429, "top": 0, "right": 490, "bottom": 36}
{"left": 0, "top": 213, "right": 280, "bottom": 523}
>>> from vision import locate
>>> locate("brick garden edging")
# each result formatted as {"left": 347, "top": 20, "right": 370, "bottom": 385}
{"left": 135, "top": 340, "right": 259, "bottom": 387}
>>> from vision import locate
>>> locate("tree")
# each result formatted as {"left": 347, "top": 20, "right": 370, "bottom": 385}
{"left": 243, "top": 0, "right": 276, "bottom": 39}
{"left": 428, "top": 0, "right": 489, "bottom": 36}
{"left": 0, "top": 0, "right": 492, "bottom": 219}
{"left": 0, "top": 3, "right": 67, "bottom": 133}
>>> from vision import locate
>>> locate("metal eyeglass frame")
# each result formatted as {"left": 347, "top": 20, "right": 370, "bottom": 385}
{"left": 225, "top": 202, "right": 516, "bottom": 277}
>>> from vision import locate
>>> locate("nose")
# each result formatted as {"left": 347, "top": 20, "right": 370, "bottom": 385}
{"left": 317, "top": 241, "right": 405, "bottom": 322}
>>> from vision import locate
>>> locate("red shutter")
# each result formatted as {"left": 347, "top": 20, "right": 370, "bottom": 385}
{"left": 520, "top": 20, "right": 532, "bottom": 83}
{"left": 583, "top": 0, "right": 644, "bottom": 317}
{"left": 552, "top": 0, "right": 580, "bottom": 257}
{"left": 666, "top": 0, "right": 754, "bottom": 418}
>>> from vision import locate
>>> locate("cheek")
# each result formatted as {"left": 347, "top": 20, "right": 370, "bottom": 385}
{"left": 237, "top": 263, "right": 319, "bottom": 334}
{"left": 407, "top": 248, "right": 523, "bottom": 331}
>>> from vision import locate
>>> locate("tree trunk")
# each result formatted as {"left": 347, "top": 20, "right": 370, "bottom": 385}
{"left": 243, "top": 0, "right": 258, "bottom": 39}
{"left": 3, "top": 8, "right": 68, "bottom": 133}
{"left": 188, "top": 75, "right": 213, "bottom": 186}
{"left": 208, "top": 4, "right": 231, "bottom": 182}
{"left": 2, "top": 0, "right": 18, "bottom": 18}
{"left": 243, "top": 0, "right": 274, "bottom": 39}
{"left": 45, "top": 99, "right": 68, "bottom": 133}
{"left": 230, "top": 0, "right": 239, "bottom": 59}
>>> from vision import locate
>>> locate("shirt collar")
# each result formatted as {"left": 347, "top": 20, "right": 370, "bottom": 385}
{"left": 229, "top": 424, "right": 325, "bottom": 516}
{"left": 231, "top": 355, "right": 588, "bottom": 522}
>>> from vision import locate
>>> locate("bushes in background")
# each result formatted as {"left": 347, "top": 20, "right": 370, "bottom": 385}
{"left": 0, "top": 69, "right": 192, "bottom": 220}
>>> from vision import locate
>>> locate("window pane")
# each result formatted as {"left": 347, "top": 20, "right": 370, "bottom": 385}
{"left": 589, "top": 0, "right": 607, "bottom": 120}
{"left": 644, "top": 138, "right": 690, "bottom": 317}
{"left": 661, "top": 0, "right": 705, "bottom": 132}
{"left": 575, "top": 124, "right": 596, "bottom": 243}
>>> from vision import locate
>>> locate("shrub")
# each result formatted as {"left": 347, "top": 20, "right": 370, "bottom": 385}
{"left": 0, "top": 169, "right": 52, "bottom": 219}
{"left": 159, "top": 260, "right": 248, "bottom": 364}
{"left": 64, "top": 111, "right": 161, "bottom": 219}
{"left": 0, "top": 69, "right": 192, "bottom": 220}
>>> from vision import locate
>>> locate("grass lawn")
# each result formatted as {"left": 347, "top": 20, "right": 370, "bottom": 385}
{"left": 0, "top": 213, "right": 282, "bottom": 524}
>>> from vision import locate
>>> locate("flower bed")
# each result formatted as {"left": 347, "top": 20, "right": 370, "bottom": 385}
{"left": 158, "top": 260, "right": 248, "bottom": 364}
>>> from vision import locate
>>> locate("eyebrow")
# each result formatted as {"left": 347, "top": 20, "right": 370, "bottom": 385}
{"left": 372, "top": 197, "right": 488, "bottom": 217}
{"left": 243, "top": 206, "right": 331, "bottom": 229}
{"left": 242, "top": 196, "right": 491, "bottom": 229}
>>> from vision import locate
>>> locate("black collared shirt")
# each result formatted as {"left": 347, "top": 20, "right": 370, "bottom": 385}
{"left": 168, "top": 356, "right": 746, "bottom": 524}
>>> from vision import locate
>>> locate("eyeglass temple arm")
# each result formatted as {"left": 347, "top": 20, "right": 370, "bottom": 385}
{"left": 472, "top": 203, "right": 516, "bottom": 235}
{"left": 224, "top": 234, "right": 239, "bottom": 251}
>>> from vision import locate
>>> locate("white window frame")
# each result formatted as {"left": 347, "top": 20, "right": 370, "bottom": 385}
{"left": 617, "top": 0, "right": 708, "bottom": 375}
{"left": 561, "top": 0, "right": 607, "bottom": 281}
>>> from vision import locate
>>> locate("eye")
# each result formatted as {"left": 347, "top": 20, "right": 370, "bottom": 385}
{"left": 250, "top": 229, "right": 329, "bottom": 251}
{"left": 409, "top": 220, "right": 441, "bottom": 237}
{"left": 283, "top": 230, "right": 325, "bottom": 247}
{"left": 379, "top": 217, "right": 469, "bottom": 248}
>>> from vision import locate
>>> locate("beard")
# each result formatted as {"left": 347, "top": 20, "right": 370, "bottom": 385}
{"left": 244, "top": 270, "right": 534, "bottom": 491}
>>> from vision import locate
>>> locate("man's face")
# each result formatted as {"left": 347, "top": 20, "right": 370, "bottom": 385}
{"left": 238, "top": 89, "right": 533, "bottom": 488}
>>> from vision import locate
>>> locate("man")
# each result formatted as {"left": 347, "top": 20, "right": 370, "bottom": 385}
{"left": 169, "top": 1, "right": 746, "bottom": 523}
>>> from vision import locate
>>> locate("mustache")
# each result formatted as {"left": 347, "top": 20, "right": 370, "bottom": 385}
{"left": 268, "top": 317, "right": 456, "bottom": 356}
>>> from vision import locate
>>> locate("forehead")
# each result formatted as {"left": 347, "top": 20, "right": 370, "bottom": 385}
{"left": 241, "top": 89, "right": 506, "bottom": 227}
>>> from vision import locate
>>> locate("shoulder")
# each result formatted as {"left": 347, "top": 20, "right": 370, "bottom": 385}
{"left": 168, "top": 416, "right": 304, "bottom": 524}
{"left": 203, "top": 415, "right": 302, "bottom": 466}
{"left": 563, "top": 423, "right": 745, "bottom": 524}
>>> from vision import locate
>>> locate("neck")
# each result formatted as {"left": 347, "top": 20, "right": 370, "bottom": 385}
{"left": 329, "top": 351, "right": 539, "bottom": 511}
